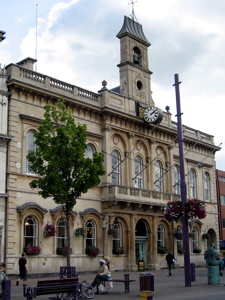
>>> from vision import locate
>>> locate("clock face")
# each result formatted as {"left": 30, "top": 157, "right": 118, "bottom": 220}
{"left": 143, "top": 106, "right": 160, "bottom": 123}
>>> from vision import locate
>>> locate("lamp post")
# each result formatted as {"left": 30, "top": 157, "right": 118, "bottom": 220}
{"left": 0, "top": 30, "right": 6, "bottom": 42}
{"left": 174, "top": 74, "right": 191, "bottom": 287}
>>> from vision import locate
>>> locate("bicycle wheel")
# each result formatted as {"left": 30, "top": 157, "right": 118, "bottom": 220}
{"left": 80, "top": 281, "right": 95, "bottom": 299}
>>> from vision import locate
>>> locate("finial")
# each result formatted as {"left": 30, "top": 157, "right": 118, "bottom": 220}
{"left": 165, "top": 105, "right": 170, "bottom": 113}
{"left": 129, "top": 0, "right": 138, "bottom": 22}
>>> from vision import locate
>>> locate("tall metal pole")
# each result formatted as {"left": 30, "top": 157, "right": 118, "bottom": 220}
{"left": 174, "top": 74, "right": 191, "bottom": 287}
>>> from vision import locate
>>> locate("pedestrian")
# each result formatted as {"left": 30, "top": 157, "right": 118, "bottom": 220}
{"left": 91, "top": 259, "right": 110, "bottom": 293}
{"left": 166, "top": 251, "right": 175, "bottom": 276}
{"left": 0, "top": 262, "right": 8, "bottom": 297}
{"left": 16, "top": 252, "right": 28, "bottom": 286}
{"left": 104, "top": 256, "right": 113, "bottom": 288}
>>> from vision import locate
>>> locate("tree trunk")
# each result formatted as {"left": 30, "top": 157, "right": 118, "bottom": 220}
{"left": 66, "top": 201, "right": 71, "bottom": 267}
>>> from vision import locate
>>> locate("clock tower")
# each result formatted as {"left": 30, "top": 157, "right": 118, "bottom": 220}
{"left": 117, "top": 16, "right": 154, "bottom": 106}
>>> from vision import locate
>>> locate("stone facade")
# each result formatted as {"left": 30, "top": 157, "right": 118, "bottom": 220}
{"left": 3, "top": 16, "right": 220, "bottom": 275}
{"left": 0, "top": 65, "right": 12, "bottom": 263}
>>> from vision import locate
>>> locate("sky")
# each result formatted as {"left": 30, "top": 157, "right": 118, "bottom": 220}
{"left": 1, "top": 0, "right": 225, "bottom": 170}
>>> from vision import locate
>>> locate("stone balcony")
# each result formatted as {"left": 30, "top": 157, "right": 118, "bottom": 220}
{"left": 101, "top": 185, "right": 181, "bottom": 211}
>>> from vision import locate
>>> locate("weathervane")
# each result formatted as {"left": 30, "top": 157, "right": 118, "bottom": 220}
{"left": 129, "top": 0, "right": 138, "bottom": 22}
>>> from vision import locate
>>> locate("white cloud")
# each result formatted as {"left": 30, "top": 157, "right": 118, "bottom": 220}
{"left": 1, "top": 0, "right": 225, "bottom": 169}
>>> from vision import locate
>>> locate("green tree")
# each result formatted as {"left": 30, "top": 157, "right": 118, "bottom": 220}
{"left": 27, "top": 101, "right": 105, "bottom": 266}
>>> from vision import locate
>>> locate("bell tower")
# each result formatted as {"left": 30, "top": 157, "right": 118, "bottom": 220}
{"left": 117, "top": 16, "right": 154, "bottom": 105}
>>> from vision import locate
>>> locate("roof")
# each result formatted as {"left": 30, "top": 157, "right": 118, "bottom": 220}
{"left": 117, "top": 16, "right": 150, "bottom": 46}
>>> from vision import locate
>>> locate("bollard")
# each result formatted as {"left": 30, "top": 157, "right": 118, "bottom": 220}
{"left": 190, "top": 263, "right": 196, "bottom": 281}
{"left": 140, "top": 272, "right": 154, "bottom": 292}
{"left": 2, "top": 279, "right": 11, "bottom": 300}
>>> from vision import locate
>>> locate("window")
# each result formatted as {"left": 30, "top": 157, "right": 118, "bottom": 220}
{"left": 192, "top": 227, "right": 198, "bottom": 251}
{"left": 189, "top": 169, "right": 197, "bottom": 198}
{"left": 157, "top": 225, "right": 165, "bottom": 247}
{"left": 57, "top": 218, "right": 67, "bottom": 248}
{"left": 219, "top": 176, "right": 225, "bottom": 182}
{"left": 204, "top": 172, "right": 210, "bottom": 201}
{"left": 85, "top": 220, "right": 96, "bottom": 247}
{"left": 155, "top": 161, "right": 163, "bottom": 192}
{"left": 24, "top": 215, "right": 38, "bottom": 247}
{"left": 111, "top": 150, "right": 121, "bottom": 185}
{"left": 134, "top": 156, "right": 143, "bottom": 188}
{"left": 112, "top": 223, "right": 123, "bottom": 254}
{"left": 174, "top": 165, "right": 180, "bottom": 194}
{"left": 85, "top": 144, "right": 95, "bottom": 160}
{"left": 26, "top": 130, "right": 36, "bottom": 174}
{"left": 221, "top": 196, "right": 225, "bottom": 205}
{"left": 176, "top": 226, "right": 183, "bottom": 254}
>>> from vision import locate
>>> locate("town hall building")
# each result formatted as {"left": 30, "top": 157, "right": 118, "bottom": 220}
{"left": 1, "top": 15, "right": 220, "bottom": 275}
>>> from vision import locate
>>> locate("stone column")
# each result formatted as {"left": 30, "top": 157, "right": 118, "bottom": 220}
{"left": 103, "top": 215, "right": 109, "bottom": 257}
{"left": 126, "top": 214, "right": 138, "bottom": 271}
{"left": 101, "top": 124, "right": 112, "bottom": 186}
{"left": 127, "top": 133, "right": 135, "bottom": 186}
{"left": 152, "top": 215, "right": 158, "bottom": 269}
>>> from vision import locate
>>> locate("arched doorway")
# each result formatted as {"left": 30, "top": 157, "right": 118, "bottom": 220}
{"left": 207, "top": 228, "right": 217, "bottom": 249}
{"left": 135, "top": 219, "right": 148, "bottom": 270}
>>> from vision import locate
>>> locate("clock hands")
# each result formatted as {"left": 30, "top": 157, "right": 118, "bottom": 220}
{"left": 150, "top": 109, "right": 157, "bottom": 115}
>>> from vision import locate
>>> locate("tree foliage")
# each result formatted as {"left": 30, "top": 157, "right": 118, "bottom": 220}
{"left": 27, "top": 100, "right": 105, "bottom": 265}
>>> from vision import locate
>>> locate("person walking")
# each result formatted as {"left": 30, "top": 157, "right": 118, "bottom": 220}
{"left": 16, "top": 252, "right": 28, "bottom": 286}
{"left": 91, "top": 259, "right": 110, "bottom": 293}
{"left": 166, "top": 251, "right": 175, "bottom": 276}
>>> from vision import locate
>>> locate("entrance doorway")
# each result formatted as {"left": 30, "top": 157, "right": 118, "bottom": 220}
{"left": 135, "top": 219, "right": 148, "bottom": 269}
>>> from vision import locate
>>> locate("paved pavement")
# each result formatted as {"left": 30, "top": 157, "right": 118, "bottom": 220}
{"left": 8, "top": 267, "right": 225, "bottom": 299}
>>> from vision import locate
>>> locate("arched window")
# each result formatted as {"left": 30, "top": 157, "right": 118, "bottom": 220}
{"left": 85, "top": 144, "right": 95, "bottom": 160}
{"left": 56, "top": 218, "right": 67, "bottom": 248}
{"left": 26, "top": 130, "right": 36, "bottom": 174}
{"left": 192, "top": 226, "right": 199, "bottom": 251}
{"left": 176, "top": 225, "right": 183, "bottom": 254}
{"left": 174, "top": 165, "right": 180, "bottom": 194}
{"left": 111, "top": 150, "right": 121, "bottom": 185}
{"left": 24, "top": 215, "right": 38, "bottom": 247}
{"left": 189, "top": 169, "right": 197, "bottom": 198}
{"left": 204, "top": 172, "right": 210, "bottom": 202}
{"left": 155, "top": 161, "right": 163, "bottom": 192}
{"left": 134, "top": 156, "right": 143, "bottom": 188}
{"left": 157, "top": 225, "right": 165, "bottom": 247}
{"left": 112, "top": 223, "right": 123, "bottom": 254}
{"left": 85, "top": 220, "right": 96, "bottom": 247}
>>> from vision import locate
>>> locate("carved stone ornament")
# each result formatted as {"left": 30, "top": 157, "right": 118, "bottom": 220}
{"left": 101, "top": 125, "right": 111, "bottom": 132}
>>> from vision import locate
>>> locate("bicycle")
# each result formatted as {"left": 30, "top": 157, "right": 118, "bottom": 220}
{"left": 56, "top": 281, "right": 95, "bottom": 300}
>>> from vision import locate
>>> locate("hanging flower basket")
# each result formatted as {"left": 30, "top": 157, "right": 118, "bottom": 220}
{"left": 113, "top": 246, "right": 125, "bottom": 255}
{"left": 164, "top": 199, "right": 207, "bottom": 222}
{"left": 173, "top": 231, "right": 183, "bottom": 240}
{"left": 44, "top": 224, "right": 56, "bottom": 237}
{"left": 108, "top": 228, "right": 117, "bottom": 237}
{"left": 85, "top": 245, "right": 100, "bottom": 258}
{"left": 75, "top": 227, "right": 86, "bottom": 237}
{"left": 56, "top": 247, "right": 72, "bottom": 255}
{"left": 193, "top": 247, "right": 201, "bottom": 253}
{"left": 184, "top": 198, "right": 207, "bottom": 220}
{"left": 202, "top": 233, "right": 210, "bottom": 240}
{"left": 157, "top": 246, "right": 168, "bottom": 254}
{"left": 189, "top": 232, "right": 195, "bottom": 239}
{"left": 164, "top": 200, "right": 182, "bottom": 222}
{"left": 24, "top": 246, "right": 41, "bottom": 255}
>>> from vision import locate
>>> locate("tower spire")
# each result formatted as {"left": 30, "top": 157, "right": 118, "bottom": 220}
{"left": 129, "top": 0, "right": 138, "bottom": 22}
